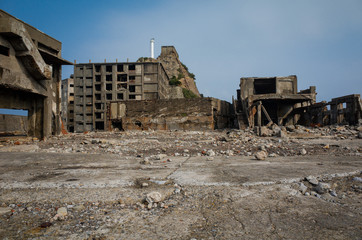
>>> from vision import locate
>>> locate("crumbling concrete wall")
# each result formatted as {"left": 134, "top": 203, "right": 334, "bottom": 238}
{"left": 0, "top": 114, "right": 28, "bottom": 136}
{"left": 109, "top": 98, "right": 234, "bottom": 131}
{"left": 0, "top": 10, "right": 71, "bottom": 139}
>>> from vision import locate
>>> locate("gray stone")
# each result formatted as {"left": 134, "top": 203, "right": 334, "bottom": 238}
{"left": 352, "top": 177, "right": 362, "bottom": 182}
{"left": 306, "top": 176, "right": 319, "bottom": 185}
{"left": 300, "top": 148, "right": 307, "bottom": 155}
{"left": 330, "top": 191, "right": 337, "bottom": 197}
{"left": 0, "top": 207, "right": 12, "bottom": 215}
{"left": 206, "top": 149, "right": 215, "bottom": 157}
{"left": 297, "top": 182, "right": 308, "bottom": 194}
{"left": 286, "top": 125, "right": 296, "bottom": 132}
{"left": 314, "top": 182, "right": 331, "bottom": 194}
{"left": 146, "top": 192, "right": 162, "bottom": 204}
{"left": 255, "top": 151, "right": 268, "bottom": 160}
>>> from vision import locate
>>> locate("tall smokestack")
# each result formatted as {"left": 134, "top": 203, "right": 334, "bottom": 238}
{"left": 150, "top": 38, "right": 154, "bottom": 58}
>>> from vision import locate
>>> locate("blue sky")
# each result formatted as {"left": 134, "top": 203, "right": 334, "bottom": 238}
{"left": 1, "top": 0, "right": 361, "bottom": 107}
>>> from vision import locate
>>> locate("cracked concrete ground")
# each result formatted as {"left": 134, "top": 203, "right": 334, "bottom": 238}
{"left": 0, "top": 129, "right": 361, "bottom": 239}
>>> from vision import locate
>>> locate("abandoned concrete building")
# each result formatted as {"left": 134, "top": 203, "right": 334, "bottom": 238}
{"left": 108, "top": 98, "right": 234, "bottom": 131}
{"left": 73, "top": 61, "right": 171, "bottom": 132}
{"left": 235, "top": 75, "right": 317, "bottom": 129}
{"left": 61, "top": 76, "right": 74, "bottom": 132}
{"left": 0, "top": 9, "right": 72, "bottom": 139}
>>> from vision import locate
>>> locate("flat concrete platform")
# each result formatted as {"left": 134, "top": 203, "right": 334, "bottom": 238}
{"left": 0, "top": 152, "right": 360, "bottom": 189}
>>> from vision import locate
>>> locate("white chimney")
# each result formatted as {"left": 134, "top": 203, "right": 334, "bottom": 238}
{"left": 150, "top": 38, "right": 155, "bottom": 58}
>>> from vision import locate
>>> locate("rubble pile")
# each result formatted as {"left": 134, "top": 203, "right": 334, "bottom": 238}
{"left": 1, "top": 124, "right": 361, "bottom": 160}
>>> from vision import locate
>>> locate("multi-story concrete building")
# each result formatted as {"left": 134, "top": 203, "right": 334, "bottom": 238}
{"left": 73, "top": 61, "right": 170, "bottom": 132}
{"left": 0, "top": 9, "right": 72, "bottom": 139}
{"left": 61, "top": 76, "right": 74, "bottom": 132}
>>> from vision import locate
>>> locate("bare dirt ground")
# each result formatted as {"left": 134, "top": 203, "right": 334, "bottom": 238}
{"left": 0, "top": 125, "right": 361, "bottom": 239}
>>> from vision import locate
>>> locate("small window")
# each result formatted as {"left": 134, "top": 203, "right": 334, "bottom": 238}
{"left": 129, "top": 64, "right": 136, "bottom": 71}
{"left": 95, "top": 84, "right": 101, "bottom": 91}
{"left": 70, "top": 101, "right": 74, "bottom": 104}
{"left": 95, "top": 103, "right": 103, "bottom": 109}
{"left": 70, "top": 119, "right": 74, "bottom": 123}
{"left": 95, "top": 113, "right": 102, "bottom": 119}
{"left": 70, "top": 84, "right": 74, "bottom": 87}
{"left": 129, "top": 76, "right": 136, "bottom": 81}
{"left": 106, "top": 75, "right": 112, "bottom": 81}
{"left": 95, "top": 65, "right": 101, "bottom": 72}
{"left": 129, "top": 95, "right": 136, "bottom": 100}
{"left": 78, "top": 67, "right": 83, "bottom": 71}
{"left": 95, "top": 94, "right": 101, "bottom": 100}
{"left": 117, "top": 74, "right": 127, "bottom": 82}
{"left": 106, "top": 84, "right": 112, "bottom": 91}
{"left": 96, "top": 75, "right": 101, "bottom": 82}
{"left": 95, "top": 121, "right": 104, "bottom": 130}
{"left": 117, "top": 64, "right": 124, "bottom": 72}
{"left": 86, "top": 77, "right": 92, "bottom": 80}
{"left": 70, "top": 93, "right": 74, "bottom": 96}
{"left": 106, "top": 94, "right": 112, "bottom": 100}
{"left": 129, "top": 85, "right": 135, "bottom": 92}
{"left": 106, "top": 65, "right": 112, "bottom": 72}
{"left": 70, "top": 110, "right": 74, "bottom": 113}
{"left": 117, "top": 93, "right": 124, "bottom": 100}
{"left": 0, "top": 45, "right": 10, "bottom": 56}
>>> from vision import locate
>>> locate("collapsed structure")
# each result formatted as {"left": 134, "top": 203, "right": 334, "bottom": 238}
{"left": 235, "top": 76, "right": 316, "bottom": 129}
{"left": 0, "top": 10, "right": 72, "bottom": 138}
{"left": 235, "top": 75, "right": 361, "bottom": 130}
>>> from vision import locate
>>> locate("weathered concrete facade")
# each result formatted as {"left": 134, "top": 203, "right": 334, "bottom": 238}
{"left": 0, "top": 114, "right": 27, "bottom": 136}
{"left": 61, "top": 76, "right": 74, "bottom": 132}
{"left": 0, "top": 10, "right": 72, "bottom": 138}
{"left": 73, "top": 62, "right": 171, "bottom": 132}
{"left": 108, "top": 98, "right": 234, "bottom": 131}
{"left": 235, "top": 76, "right": 316, "bottom": 129}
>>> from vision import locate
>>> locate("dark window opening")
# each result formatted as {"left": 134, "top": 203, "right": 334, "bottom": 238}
{"left": 95, "top": 121, "right": 104, "bottom": 130}
{"left": 86, "top": 77, "right": 92, "bottom": 79}
{"left": 95, "top": 65, "right": 101, "bottom": 72}
{"left": 106, "top": 84, "right": 112, "bottom": 91}
{"left": 129, "top": 76, "right": 136, "bottom": 80}
{"left": 70, "top": 119, "right": 74, "bottom": 123}
{"left": 70, "top": 84, "right": 74, "bottom": 87}
{"left": 119, "top": 83, "right": 127, "bottom": 89}
{"left": 78, "top": 67, "right": 83, "bottom": 71}
{"left": 117, "top": 74, "right": 127, "bottom": 82}
{"left": 95, "top": 94, "right": 101, "bottom": 100}
{"left": 254, "top": 78, "right": 276, "bottom": 95}
{"left": 70, "top": 110, "right": 74, "bottom": 113}
{"left": 129, "top": 95, "right": 136, "bottom": 99}
{"left": 95, "top": 103, "right": 103, "bottom": 109}
{"left": 129, "top": 64, "right": 136, "bottom": 70}
{"left": 106, "top": 94, "right": 112, "bottom": 100}
{"left": 0, "top": 45, "right": 10, "bottom": 56}
{"left": 129, "top": 85, "right": 135, "bottom": 92}
{"left": 106, "top": 65, "right": 112, "bottom": 72}
{"left": 95, "top": 75, "right": 101, "bottom": 82}
{"left": 70, "top": 93, "right": 74, "bottom": 96}
{"left": 117, "top": 64, "right": 124, "bottom": 72}
{"left": 117, "top": 93, "right": 124, "bottom": 100}
{"left": 106, "top": 75, "right": 112, "bottom": 81}
{"left": 70, "top": 101, "right": 74, "bottom": 104}
{"left": 95, "top": 113, "right": 102, "bottom": 119}
{"left": 95, "top": 84, "right": 101, "bottom": 91}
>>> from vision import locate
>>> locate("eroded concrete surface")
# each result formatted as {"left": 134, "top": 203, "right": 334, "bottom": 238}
{"left": 0, "top": 128, "right": 361, "bottom": 239}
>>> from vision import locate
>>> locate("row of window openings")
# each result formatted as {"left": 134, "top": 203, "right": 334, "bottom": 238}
{"left": 95, "top": 75, "right": 136, "bottom": 82}
{"left": 79, "top": 64, "right": 136, "bottom": 73}
{"left": 95, "top": 84, "right": 135, "bottom": 92}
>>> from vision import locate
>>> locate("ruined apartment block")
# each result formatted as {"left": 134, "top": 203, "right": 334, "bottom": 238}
{"left": 235, "top": 75, "right": 316, "bottom": 129}
{"left": 73, "top": 62, "right": 170, "bottom": 132}
{"left": 61, "top": 76, "right": 74, "bottom": 132}
{"left": 0, "top": 10, "right": 72, "bottom": 138}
